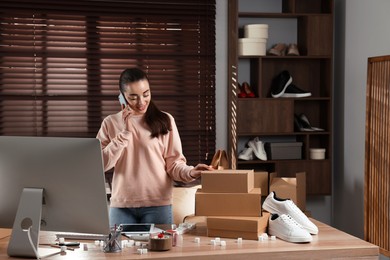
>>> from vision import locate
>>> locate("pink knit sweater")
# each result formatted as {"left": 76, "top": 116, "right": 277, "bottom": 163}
{"left": 96, "top": 111, "right": 195, "bottom": 208}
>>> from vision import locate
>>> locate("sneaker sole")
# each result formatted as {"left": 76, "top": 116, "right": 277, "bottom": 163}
{"left": 281, "top": 92, "right": 312, "bottom": 98}
{"left": 268, "top": 227, "right": 312, "bottom": 243}
{"left": 238, "top": 155, "right": 252, "bottom": 160}
{"left": 271, "top": 77, "right": 292, "bottom": 98}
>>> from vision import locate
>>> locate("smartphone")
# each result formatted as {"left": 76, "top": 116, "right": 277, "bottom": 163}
{"left": 118, "top": 93, "right": 127, "bottom": 106}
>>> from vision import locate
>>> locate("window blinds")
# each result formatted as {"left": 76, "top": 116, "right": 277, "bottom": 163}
{"left": 0, "top": 0, "right": 216, "bottom": 165}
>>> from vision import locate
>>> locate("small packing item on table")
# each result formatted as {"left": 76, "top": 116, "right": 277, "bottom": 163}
{"left": 201, "top": 169, "right": 254, "bottom": 193}
{"left": 269, "top": 172, "right": 306, "bottom": 211}
{"left": 149, "top": 233, "right": 172, "bottom": 251}
{"left": 207, "top": 213, "right": 270, "bottom": 240}
{"left": 195, "top": 188, "right": 262, "bottom": 217}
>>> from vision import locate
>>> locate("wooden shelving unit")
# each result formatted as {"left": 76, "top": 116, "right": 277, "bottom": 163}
{"left": 228, "top": 0, "right": 333, "bottom": 195}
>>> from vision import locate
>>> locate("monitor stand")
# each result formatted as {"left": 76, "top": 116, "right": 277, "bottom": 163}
{"left": 7, "top": 188, "right": 60, "bottom": 258}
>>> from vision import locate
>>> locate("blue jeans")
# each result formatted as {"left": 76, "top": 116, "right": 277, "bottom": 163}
{"left": 109, "top": 205, "right": 172, "bottom": 226}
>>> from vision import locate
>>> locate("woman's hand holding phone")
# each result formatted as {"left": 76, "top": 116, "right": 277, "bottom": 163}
{"left": 119, "top": 93, "right": 133, "bottom": 131}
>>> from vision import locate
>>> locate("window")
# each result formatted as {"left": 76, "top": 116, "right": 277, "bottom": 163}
{"left": 0, "top": 0, "right": 216, "bottom": 165}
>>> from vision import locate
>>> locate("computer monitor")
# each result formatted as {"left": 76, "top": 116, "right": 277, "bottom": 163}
{"left": 0, "top": 136, "right": 110, "bottom": 258}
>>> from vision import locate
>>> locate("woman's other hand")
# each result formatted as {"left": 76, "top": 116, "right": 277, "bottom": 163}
{"left": 189, "top": 164, "right": 214, "bottom": 179}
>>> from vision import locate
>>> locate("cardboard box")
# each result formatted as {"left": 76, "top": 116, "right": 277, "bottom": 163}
{"left": 201, "top": 169, "right": 254, "bottom": 193}
{"left": 254, "top": 171, "right": 268, "bottom": 195}
{"left": 195, "top": 188, "right": 262, "bottom": 217}
{"left": 207, "top": 213, "right": 270, "bottom": 240}
{"left": 269, "top": 172, "right": 306, "bottom": 211}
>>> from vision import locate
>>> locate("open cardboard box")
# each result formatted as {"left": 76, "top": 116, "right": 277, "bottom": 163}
{"left": 201, "top": 169, "right": 254, "bottom": 193}
{"left": 269, "top": 172, "right": 306, "bottom": 211}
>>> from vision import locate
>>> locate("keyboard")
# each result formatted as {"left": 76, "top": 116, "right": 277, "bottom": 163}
{"left": 56, "top": 232, "right": 108, "bottom": 241}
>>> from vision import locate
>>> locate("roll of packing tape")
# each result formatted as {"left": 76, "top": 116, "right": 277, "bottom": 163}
{"left": 149, "top": 235, "right": 172, "bottom": 251}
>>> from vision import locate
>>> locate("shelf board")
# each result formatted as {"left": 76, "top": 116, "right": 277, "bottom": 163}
{"left": 238, "top": 55, "right": 332, "bottom": 59}
{"left": 237, "top": 131, "right": 331, "bottom": 136}
{"left": 237, "top": 159, "right": 330, "bottom": 164}
{"left": 238, "top": 12, "right": 332, "bottom": 18}
{"left": 237, "top": 97, "right": 331, "bottom": 101}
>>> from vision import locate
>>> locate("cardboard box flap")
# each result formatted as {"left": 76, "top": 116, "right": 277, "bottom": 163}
{"left": 269, "top": 172, "right": 306, "bottom": 211}
{"left": 254, "top": 171, "right": 268, "bottom": 195}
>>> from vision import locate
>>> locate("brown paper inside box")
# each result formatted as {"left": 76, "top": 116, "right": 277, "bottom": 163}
{"left": 269, "top": 172, "right": 306, "bottom": 211}
{"left": 201, "top": 169, "right": 254, "bottom": 193}
{"left": 195, "top": 188, "right": 262, "bottom": 217}
{"left": 207, "top": 213, "right": 270, "bottom": 240}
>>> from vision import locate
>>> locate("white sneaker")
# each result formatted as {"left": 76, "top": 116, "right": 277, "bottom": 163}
{"left": 247, "top": 137, "right": 267, "bottom": 160}
{"left": 238, "top": 147, "right": 254, "bottom": 160}
{"left": 268, "top": 213, "right": 312, "bottom": 243}
{"left": 262, "top": 191, "right": 319, "bottom": 235}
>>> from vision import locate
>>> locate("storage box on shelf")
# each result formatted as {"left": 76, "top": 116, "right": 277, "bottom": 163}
{"left": 265, "top": 142, "right": 302, "bottom": 160}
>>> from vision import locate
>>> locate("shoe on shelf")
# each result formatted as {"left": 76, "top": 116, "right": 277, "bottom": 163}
{"left": 271, "top": 70, "right": 292, "bottom": 98}
{"left": 268, "top": 43, "right": 287, "bottom": 56}
{"left": 286, "top": 43, "right": 300, "bottom": 56}
{"left": 247, "top": 137, "right": 267, "bottom": 161}
{"left": 299, "top": 113, "right": 324, "bottom": 131}
{"left": 281, "top": 84, "right": 311, "bottom": 98}
{"left": 237, "top": 83, "right": 246, "bottom": 98}
{"left": 241, "top": 82, "right": 255, "bottom": 98}
{"left": 262, "top": 191, "right": 319, "bottom": 235}
{"left": 238, "top": 147, "right": 254, "bottom": 161}
{"left": 294, "top": 114, "right": 315, "bottom": 132}
{"left": 268, "top": 213, "right": 313, "bottom": 243}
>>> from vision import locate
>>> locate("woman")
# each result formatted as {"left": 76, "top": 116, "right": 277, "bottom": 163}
{"left": 96, "top": 68, "right": 212, "bottom": 225}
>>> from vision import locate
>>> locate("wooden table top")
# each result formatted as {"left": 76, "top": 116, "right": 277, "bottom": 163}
{"left": 0, "top": 219, "right": 379, "bottom": 260}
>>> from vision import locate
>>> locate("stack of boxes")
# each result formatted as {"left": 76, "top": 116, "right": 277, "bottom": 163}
{"left": 195, "top": 170, "right": 269, "bottom": 240}
{"left": 238, "top": 24, "right": 269, "bottom": 56}
{"left": 195, "top": 170, "right": 307, "bottom": 240}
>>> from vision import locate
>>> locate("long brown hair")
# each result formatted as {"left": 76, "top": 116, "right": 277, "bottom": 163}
{"left": 119, "top": 68, "right": 171, "bottom": 138}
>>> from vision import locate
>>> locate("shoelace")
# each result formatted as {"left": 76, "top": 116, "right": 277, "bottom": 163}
{"left": 280, "top": 214, "right": 304, "bottom": 229}
{"left": 286, "top": 200, "right": 307, "bottom": 219}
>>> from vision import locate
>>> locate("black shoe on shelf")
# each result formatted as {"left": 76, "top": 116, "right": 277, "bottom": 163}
{"left": 299, "top": 113, "right": 324, "bottom": 131}
{"left": 271, "top": 70, "right": 292, "bottom": 98}
{"left": 281, "top": 84, "right": 311, "bottom": 98}
{"left": 294, "top": 114, "right": 314, "bottom": 132}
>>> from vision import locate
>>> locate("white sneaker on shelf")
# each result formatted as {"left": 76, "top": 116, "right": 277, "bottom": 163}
{"left": 238, "top": 147, "right": 254, "bottom": 160}
{"left": 262, "top": 191, "right": 319, "bottom": 235}
{"left": 247, "top": 137, "right": 267, "bottom": 160}
{"left": 268, "top": 213, "right": 312, "bottom": 243}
